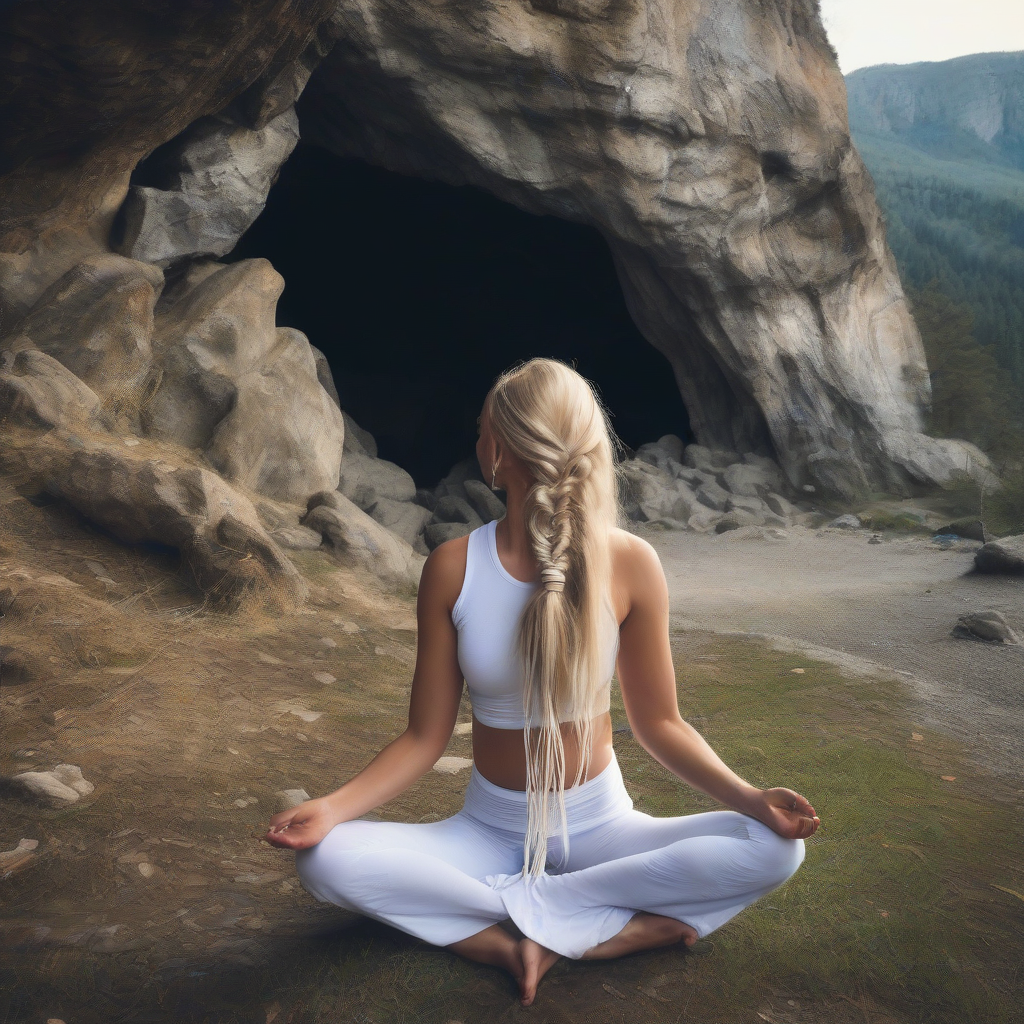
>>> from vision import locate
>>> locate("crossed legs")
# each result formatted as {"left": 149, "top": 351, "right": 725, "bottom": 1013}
{"left": 295, "top": 808, "right": 804, "bottom": 1005}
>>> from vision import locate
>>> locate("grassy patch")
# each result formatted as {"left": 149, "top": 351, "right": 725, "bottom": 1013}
{"left": 855, "top": 510, "right": 932, "bottom": 534}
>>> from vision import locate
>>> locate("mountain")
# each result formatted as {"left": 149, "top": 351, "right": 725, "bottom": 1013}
{"left": 845, "top": 53, "right": 1024, "bottom": 401}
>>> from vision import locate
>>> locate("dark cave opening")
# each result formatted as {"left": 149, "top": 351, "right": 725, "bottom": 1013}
{"left": 226, "top": 141, "right": 690, "bottom": 488}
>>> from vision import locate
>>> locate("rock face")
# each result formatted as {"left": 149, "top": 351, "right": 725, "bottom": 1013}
{"left": 0, "top": 1, "right": 1006, "bottom": 599}
{"left": 296, "top": 0, "right": 985, "bottom": 499}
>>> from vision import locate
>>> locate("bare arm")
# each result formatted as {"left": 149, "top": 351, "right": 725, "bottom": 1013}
{"left": 264, "top": 540, "right": 465, "bottom": 849}
{"left": 614, "top": 534, "right": 819, "bottom": 841}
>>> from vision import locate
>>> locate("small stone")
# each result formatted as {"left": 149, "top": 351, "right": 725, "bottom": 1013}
{"left": 790, "top": 668, "right": 805, "bottom": 674}
{"left": 826, "top": 514, "right": 861, "bottom": 530}
{"left": 433, "top": 756, "right": 473, "bottom": 775}
{"left": 257, "top": 653, "right": 283, "bottom": 666}
{"left": 869, "top": 534, "right": 882, "bottom": 544}
{"left": 952, "top": 611, "right": 1020, "bottom": 645}
{"left": 452, "top": 722, "right": 473, "bottom": 736}
{"left": 319, "top": 637, "right": 337, "bottom": 648}
{"left": 274, "top": 789, "right": 310, "bottom": 813}
{"left": 138, "top": 862, "right": 155, "bottom": 878}
{"left": 313, "top": 671, "right": 336, "bottom": 685}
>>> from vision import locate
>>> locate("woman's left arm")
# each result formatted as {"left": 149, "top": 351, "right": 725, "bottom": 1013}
{"left": 614, "top": 535, "right": 819, "bottom": 842}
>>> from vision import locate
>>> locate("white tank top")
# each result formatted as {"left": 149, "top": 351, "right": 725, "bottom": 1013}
{"left": 452, "top": 517, "right": 619, "bottom": 729}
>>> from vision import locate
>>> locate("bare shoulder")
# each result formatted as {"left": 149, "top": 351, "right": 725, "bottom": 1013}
{"left": 609, "top": 526, "right": 664, "bottom": 577}
{"left": 418, "top": 532, "right": 470, "bottom": 613}
{"left": 608, "top": 527, "right": 667, "bottom": 620}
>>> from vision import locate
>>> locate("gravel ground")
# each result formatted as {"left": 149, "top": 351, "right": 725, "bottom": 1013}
{"left": 646, "top": 525, "right": 1024, "bottom": 783}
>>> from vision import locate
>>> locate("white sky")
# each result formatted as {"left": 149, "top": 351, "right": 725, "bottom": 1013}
{"left": 819, "top": 0, "right": 1024, "bottom": 74}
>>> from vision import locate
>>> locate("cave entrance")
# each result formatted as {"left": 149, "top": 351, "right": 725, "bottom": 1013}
{"left": 227, "top": 141, "right": 690, "bottom": 488}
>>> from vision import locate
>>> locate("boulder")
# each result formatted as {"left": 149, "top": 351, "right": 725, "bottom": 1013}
{"left": 339, "top": 450, "right": 417, "bottom": 509}
{"left": 974, "top": 536, "right": 1024, "bottom": 576}
{"left": 113, "top": 107, "right": 300, "bottom": 268}
{"left": 724, "top": 495, "right": 769, "bottom": 522}
{"left": 683, "top": 445, "right": 741, "bottom": 473}
{"left": 341, "top": 410, "right": 378, "bottom": 457}
{"left": 695, "top": 480, "right": 730, "bottom": 512}
{"left": 764, "top": 492, "right": 798, "bottom": 519}
{"left": 0, "top": 350, "right": 103, "bottom": 431}
{"left": 0, "top": 254, "right": 163, "bottom": 409}
{"left": 952, "top": 611, "right": 1020, "bottom": 645}
{"left": 302, "top": 492, "right": 423, "bottom": 586}
{"left": 205, "top": 327, "right": 346, "bottom": 503}
{"left": 687, "top": 507, "right": 723, "bottom": 533}
{"left": 18, "top": 432, "right": 306, "bottom": 604}
{"left": 424, "top": 521, "right": 472, "bottom": 550}
{"left": 619, "top": 460, "right": 696, "bottom": 522}
{"left": 463, "top": 478, "right": 506, "bottom": 523}
{"left": 720, "top": 462, "right": 777, "bottom": 498}
{"left": 311, "top": 346, "right": 341, "bottom": 409}
{"left": 433, "top": 494, "right": 484, "bottom": 528}
{"left": 367, "top": 496, "right": 433, "bottom": 547}
{"left": 270, "top": 526, "right": 323, "bottom": 551}
{"left": 934, "top": 519, "right": 989, "bottom": 543}
{"left": 714, "top": 510, "right": 760, "bottom": 533}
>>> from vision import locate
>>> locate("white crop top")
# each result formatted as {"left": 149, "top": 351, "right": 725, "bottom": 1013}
{"left": 452, "top": 518, "right": 620, "bottom": 729}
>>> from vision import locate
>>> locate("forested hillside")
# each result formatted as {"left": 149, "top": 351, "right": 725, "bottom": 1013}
{"left": 846, "top": 53, "right": 1024, "bottom": 469}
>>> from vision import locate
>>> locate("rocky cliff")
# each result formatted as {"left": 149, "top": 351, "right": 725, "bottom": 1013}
{"left": 0, "top": 0, "right": 994, "bottom": 598}
{"left": 846, "top": 51, "right": 1024, "bottom": 172}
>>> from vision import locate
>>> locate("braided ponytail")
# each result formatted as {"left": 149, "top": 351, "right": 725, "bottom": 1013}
{"left": 484, "top": 359, "right": 625, "bottom": 877}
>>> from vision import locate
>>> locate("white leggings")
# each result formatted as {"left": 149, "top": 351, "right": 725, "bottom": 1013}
{"left": 295, "top": 755, "right": 805, "bottom": 959}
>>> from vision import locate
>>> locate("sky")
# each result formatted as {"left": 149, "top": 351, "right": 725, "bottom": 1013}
{"left": 819, "top": 0, "right": 1024, "bottom": 74}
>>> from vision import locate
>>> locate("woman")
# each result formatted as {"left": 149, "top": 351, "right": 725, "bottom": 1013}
{"left": 264, "top": 358, "right": 819, "bottom": 1007}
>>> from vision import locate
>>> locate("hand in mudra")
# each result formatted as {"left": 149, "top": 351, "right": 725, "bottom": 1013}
{"left": 753, "top": 787, "right": 820, "bottom": 840}
{"left": 264, "top": 797, "right": 337, "bottom": 850}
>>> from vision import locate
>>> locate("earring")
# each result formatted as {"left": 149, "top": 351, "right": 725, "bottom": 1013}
{"left": 491, "top": 460, "right": 501, "bottom": 491}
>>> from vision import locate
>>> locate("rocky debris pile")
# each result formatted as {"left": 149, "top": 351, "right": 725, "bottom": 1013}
{"left": 617, "top": 435, "right": 802, "bottom": 535}
{"left": 974, "top": 535, "right": 1024, "bottom": 576}
{"left": 952, "top": 611, "right": 1021, "bottom": 645}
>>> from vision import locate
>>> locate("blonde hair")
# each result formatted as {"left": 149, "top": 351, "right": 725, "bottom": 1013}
{"left": 483, "top": 358, "right": 626, "bottom": 877}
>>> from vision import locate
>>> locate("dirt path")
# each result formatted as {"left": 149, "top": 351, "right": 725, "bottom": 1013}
{"left": 646, "top": 525, "right": 1024, "bottom": 782}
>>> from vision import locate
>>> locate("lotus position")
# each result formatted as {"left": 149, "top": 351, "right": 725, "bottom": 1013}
{"left": 264, "top": 357, "right": 819, "bottom": 1006}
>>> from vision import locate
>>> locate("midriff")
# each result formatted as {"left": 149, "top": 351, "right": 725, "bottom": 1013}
{"left": 471, "top": 710, "right": 615, "bottom": 791}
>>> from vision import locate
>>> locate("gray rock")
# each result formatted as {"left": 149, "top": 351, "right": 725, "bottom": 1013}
{"left": 114, "top": 107, "right": 300, "bottom": 268}
{"left": 714, "top": 510, "right": 760, "bottom": 533}
{"left": 367, "top": 496, "right": 433, "bottom": 546}
{"left": 764, "top": 492, "right": 797, "bottom": 519}
{"left": 0, "top": 350, "right": 103, "bottom": 430}
{"left": 721, "top": 462, "right": 776, "bottom": 498}
{"left": 696, "top": 480, "right": 730, "bottom": 512}
{"left": 310, "top": 346, "right": 340, "bottom": 409}
{"left": 463, "top": 478, "right": 506, "bottom": 523}
{"left": 619, "top": 460, "right": 696, "bottom": 522}
{"left": 433, "top": 457, "right": 485, "bottom": 501}
{"left": 687, "top": 506, "right": 723, "bottom": 533}
{"left": 273, "top": 788, "right": 311, "bottom": 813}
{"left": 424, "top": 521, "right": 473, "bottom": 550}
{"left": 413, "top": 487, "right": 437, "bottom": 511}
{"left": 826, "top": 514, "right": 862, "bottom": 530}
{"left": 339, "top": 450, "right": 416, "bottom": 509}
{"left": 270, "top": 526, "right": 323, "bottom": 551}
{"left": 975, "top": 536, "right": 1024, "bottom": 576}
{"left": 11, "top": 764, "right": 94, "bottom": 805}
{"left": 205, "top": 328, "right": 345, "bottom": 503}
{"left": 683, "top": 445, "right": 741, "bottom": 473}
{"left": 655, "top": 434, "right": 686, "bottom": 462}
{"left": 952, "top": 611, "right": 1020, "bottom": 645}
{"left": 1, "top": 254, "right": 162, "bottom": 405}
{"left": 21, "top": 432, "right": 306, "bottom": 604}
{"left": 934, "top": 519, "right": 989, "bottom": 543}
{"left": 724, "top": 495, "right": 769, "bottom": 521}
{"left": 341, "top": 411, "right": 378, "bottom": 458}
{"left": 302, "top": 493, "right": 423, "bottom": 586}
{"left": 433, "top": 494, "right": 484, "bottom": 527}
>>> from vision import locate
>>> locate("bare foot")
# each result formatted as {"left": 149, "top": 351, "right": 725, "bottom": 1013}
{"left": 446, "top": 924, "right": 525, "bottom": 993}
{"left": 581, "top": 912, "right": 698, "bottom": 960}
{"left": 519, "top": 937, "right": 561, "bottom": 1006}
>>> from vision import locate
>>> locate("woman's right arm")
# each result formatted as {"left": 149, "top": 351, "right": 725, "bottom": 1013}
{"left": 263, "top": 540, "right": 466, "bottom": 850}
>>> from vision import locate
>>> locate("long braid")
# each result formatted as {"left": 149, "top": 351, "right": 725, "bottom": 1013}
{"left": 483, "top": 359, "right": 625, "bottom": 878}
